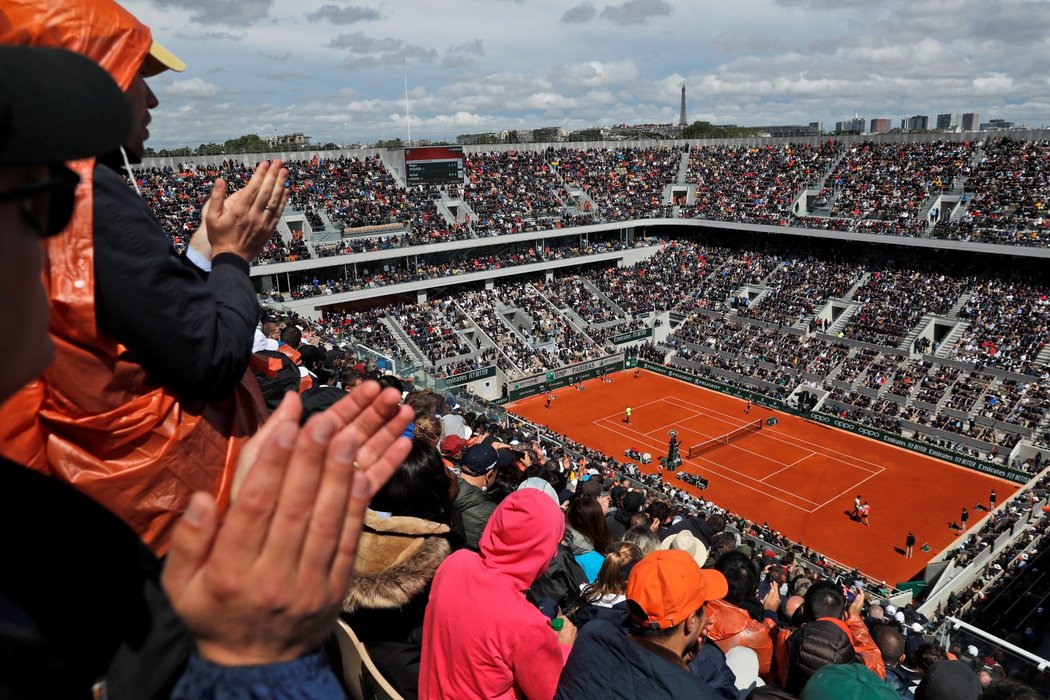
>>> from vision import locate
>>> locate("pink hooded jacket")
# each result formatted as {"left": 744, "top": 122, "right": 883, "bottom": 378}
{"left": 420, "top": 489, "right": 568, "bottom": 700}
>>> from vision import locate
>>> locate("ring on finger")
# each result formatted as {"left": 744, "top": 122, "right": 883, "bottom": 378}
{"left": 353, "top": 461, "right": 367, "bottom": 471}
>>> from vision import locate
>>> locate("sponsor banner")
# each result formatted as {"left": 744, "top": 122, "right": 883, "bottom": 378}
{"left": 637, "top": 360, "right": 1030, "bottom": 484}
{"left": 609, "top": 328, "right": 653, "bottom": 345}
{"left": 509, "top": 355, "right": 625, "bottom": 400}
{"left": 442, "top": 366, "right": 497, "bottom": 388}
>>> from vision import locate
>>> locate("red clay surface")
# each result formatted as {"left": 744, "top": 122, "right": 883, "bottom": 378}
{"left": 508, "top": 369, "right": 1019, "bottom": 585}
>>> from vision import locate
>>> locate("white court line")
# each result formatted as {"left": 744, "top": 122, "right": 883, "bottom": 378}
{"left": 596, "top": 396, "right": 668, "bottom": 424}
{"left": 760, "top": 452, "right": 817, "bottom": 483}
{"left": 594, "top": 394, "right": 888, "bottom": 511}
{"left": 663, "top": 395, "right": 883, "bottom": 475}
{"left": 816, "top": 468, "right": 886, "bottom": 510}
{"left": 593, "top": 416, "right": 678, "bottom": 445}
{"left": 592, "top": 418, "right": 821, "bottom": 512}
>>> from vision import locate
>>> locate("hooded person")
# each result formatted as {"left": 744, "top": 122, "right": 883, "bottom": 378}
{"left": 420, "top": 488, "right": 575, "bottom": 700}
{"left": 0, "top": 0, "right": 288, "bottom": 553}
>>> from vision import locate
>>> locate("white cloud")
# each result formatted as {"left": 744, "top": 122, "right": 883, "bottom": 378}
{"left": 120, "top": 0, "right": 1050, "bottom": 146}
{"left": 161, "top": 77, "right": 223, "bottom": 98}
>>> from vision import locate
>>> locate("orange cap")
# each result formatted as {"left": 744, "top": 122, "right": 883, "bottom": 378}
{"left": 626, "top": 549, "right": 728, "bottom": 630}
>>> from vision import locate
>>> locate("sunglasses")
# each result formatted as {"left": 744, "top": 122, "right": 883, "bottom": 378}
{"left": 0, "top": 164, "right": 81, "bottom": 237}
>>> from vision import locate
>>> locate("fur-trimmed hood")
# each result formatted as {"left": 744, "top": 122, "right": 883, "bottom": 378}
{"left": 343, "top": 509, "right": 451, "bottom": 613}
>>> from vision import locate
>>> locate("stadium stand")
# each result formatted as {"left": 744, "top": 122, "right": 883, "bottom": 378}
{"left": 126, "top": 136, "right": 1050, "bottom": 697}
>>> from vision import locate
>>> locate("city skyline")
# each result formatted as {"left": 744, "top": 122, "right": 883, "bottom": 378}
{"left": 123, "top": 0, "right": 1049, "bottom": 148}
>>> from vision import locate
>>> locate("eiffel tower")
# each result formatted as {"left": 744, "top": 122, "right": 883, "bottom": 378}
{"left": 679, "top": 84, "right": 687, "bottom": 127}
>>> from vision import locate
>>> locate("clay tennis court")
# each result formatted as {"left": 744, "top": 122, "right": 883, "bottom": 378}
{"left": 509, "top": 369, "right": 1020, "bottom": 585}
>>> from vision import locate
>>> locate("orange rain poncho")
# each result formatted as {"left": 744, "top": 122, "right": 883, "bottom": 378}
{"left": 0, "top": 0, "right": 267, "bottom": 553}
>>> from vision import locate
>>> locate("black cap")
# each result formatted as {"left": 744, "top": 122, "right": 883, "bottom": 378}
{"left": 495, "top": 449, "right": 518, "bottom": 469}
{"left": 460, "top": 443, "right": 498, "bottom": 476}
{"left": 0, "top": 46, "right": 131, "bottom": 165}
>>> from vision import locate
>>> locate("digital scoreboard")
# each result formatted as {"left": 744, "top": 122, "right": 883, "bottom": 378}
{"left": 404, "top": 146, "right": 465, "bottom": 187}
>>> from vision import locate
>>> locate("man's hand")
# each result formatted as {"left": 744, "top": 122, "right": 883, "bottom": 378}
{"left": 555, "top": 616, "right": 577, "bottom": 646}
{"left": 847, "top": 588, "right": 865, "bottom": 619}
{"left": 205, "top": 160, "right": 290, "bottom": 263}
{"left": 762, "top": 584, "right": 781, "bottom": 612}
{"left": 162, "top": 383, "right": 414, "bottom": 666}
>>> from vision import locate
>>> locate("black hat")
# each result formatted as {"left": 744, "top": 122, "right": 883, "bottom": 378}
{"left": 622, "top": 491, "right": 645, "bottom": 513}
{"left": 460, "top": 444, "right": 498, "bottom": 476}
{"left": 495, "top": 448, "right": 518, "bottom": 469}
{"left": 0, "top": 46, "right": 131, "bottom": 165}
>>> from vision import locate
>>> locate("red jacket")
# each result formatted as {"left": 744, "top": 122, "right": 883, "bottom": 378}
{"left": 421, "top": 489, "right": 569, "bottom": 700}
{"left": 705, "top": 599, "right": 777, "bottom": 680}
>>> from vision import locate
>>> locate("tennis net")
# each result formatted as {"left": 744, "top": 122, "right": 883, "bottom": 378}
{"left": 686, "top": 419, "right": 763, "bottom": 458}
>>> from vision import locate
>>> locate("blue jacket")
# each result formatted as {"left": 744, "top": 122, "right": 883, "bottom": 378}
{"left": 555, "top": 620, "right": 723, "bottom": 699}
{"left": 689, "top": 641, "right": 743, "bottom": 700}
{"left": 172, "top": 652, "right": 345, "bottom": 700}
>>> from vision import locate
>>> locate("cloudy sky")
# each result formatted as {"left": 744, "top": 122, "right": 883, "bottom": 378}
{"left": 124, "top": 0, "right": 1050, "bottom": 148}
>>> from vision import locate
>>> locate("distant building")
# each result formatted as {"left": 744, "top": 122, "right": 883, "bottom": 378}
{"left": 753, "top": 124, "right": 822, "bottom": 137}
{"left": 455, "top": 132, "right": 501, "bottom": 145}
{"left": 531, "top": 126, "right": 567, "bottom": 142}
{"left": 869, "top": 118, "right": 891, "bottom": 134}
{"left": 961, "top": 112, "right": 980, "bottom": 131}
{"left": 980, "top": 119, "right": 1015, "bottom": 131}
{"left": 267, "top": 132, "right": 310, "bottom": 148}
{"left": 679, "top": 84, "right": 688, "bottom": 128}
{"left": 808, "top": 122, "right": 823, "bottom": 133}
{"left": 901, "top": 115, "right": 929, "bottom": 132}
{"left": 936, "top": 113, "right": 961, "bottom": 131}
{"left": 834, "top": 117, "right": 865, "bottom": 134}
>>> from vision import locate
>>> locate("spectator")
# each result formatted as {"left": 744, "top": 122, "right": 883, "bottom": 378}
{"left": 914, "top": 659, "right": 981, "bottom": 700}
{"left": 705, "top": 550, "right": 779, "bottom": 680}
{"left": 623, "top": 524, "right": 661, "bottom": 554}
{"left": 0, "top": 47, "right": 416, "bottom": 699}
{"left": 799, "top": 663, "right": 898, "bottom": 699}
{"left": 607, "top": 490, "right": 645, "bottom": 539}
{"left": 566, "top": 495, "right": 613, "bottom": 583}
{"left": 420, "top": 489, "right": 576, "bottom": 700}
{"left": 452, "top": 443, "right": 499, "bottom": 551}
{"left": 569, "top": 541, "right": 644, "bottom": 628}
{"left": 874, "top": 624, "right": 918, "bottom": 699}
{"left": 776, "top": 580, "right": 884, "bottom": 687}
{"left": 339, "top": 439, "right": 455, "bottom": 699}
{"left": 555, "top": 549, "right": 729, "bottom": 699}
{"left": 0, "top": 0, "right": 288, "bottom": 552}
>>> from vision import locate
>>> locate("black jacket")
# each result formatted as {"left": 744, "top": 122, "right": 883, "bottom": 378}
{"left": 665, "top": 515, "right": 716, "bottom": 548}
{"left": 785, "top": 619, "right": 857, "bottom": 694}
{"left": 452, "top": 478, "right": 496, "bottom": 551}
{"left": 606, "top": 509, "right": 633, "bottom": 540}
{"left": 531, "top": 543, "right": 589, "bottom": 614}
{"left": 93, "top": 163, "right": 258, "bottom": 402}
{"left": 555, "top": 621, "right": 723, "bottom": 699}
{"left": 0, "top": 458, "right": 192, "bottom": 700}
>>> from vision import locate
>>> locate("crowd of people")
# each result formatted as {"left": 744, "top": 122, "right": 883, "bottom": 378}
{"left": 933, "top": 139, "right": 1050, "bottom": 246}
{"left": 130, "top": 137, "right": 1050, "bottom": 260}
{"left": 275, "top": 233, "right": 1050, "bottom": 464}
{"left": 7, "top": 3, "right": 1050, "bottom": 698}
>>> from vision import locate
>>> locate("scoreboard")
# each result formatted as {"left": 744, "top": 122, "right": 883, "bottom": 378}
{"left": 404, "top": 146, "right": 465, "bottom": 186}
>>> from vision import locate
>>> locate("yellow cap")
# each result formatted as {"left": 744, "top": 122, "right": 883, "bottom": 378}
{"left": 142, "top": 39, "right": 185, "bottom": 77}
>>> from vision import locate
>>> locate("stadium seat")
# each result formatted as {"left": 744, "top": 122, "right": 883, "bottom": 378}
{"left": 332, "top": 619, "right": 405, "bottom": 700}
